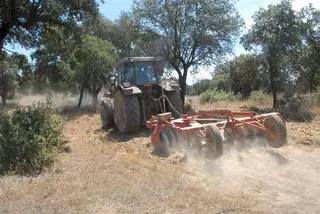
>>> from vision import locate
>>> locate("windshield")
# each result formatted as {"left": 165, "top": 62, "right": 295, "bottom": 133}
{"left": 135, "top": 62, "right": 158, "bottom": 85}
{"left": 122, "top": 63, "right": 135, "bottom": 83}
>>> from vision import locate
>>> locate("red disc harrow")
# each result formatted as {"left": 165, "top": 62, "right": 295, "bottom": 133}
{"left": 146, "top": 110, "right": 288, "bottom": 158}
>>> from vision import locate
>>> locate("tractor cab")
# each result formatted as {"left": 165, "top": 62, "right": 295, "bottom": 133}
{"left": 112, "top": 57, "right": 164, "bottom": 87}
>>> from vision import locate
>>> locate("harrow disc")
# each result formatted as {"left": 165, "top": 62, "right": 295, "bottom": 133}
{"left": 168, "top": 128, "right": 182, "bottom": 148}
{"left": 264, "top": 115, "right": 287, "bottom": 148}
{"left": 243, "top": 126, "right": 256, "bottom": 141}
{"left": 167, "top": 130, "right": 176, "bottom": 148}
{"left": 234, "top": 127, "right": 247, "bottom": 150}
{"left": 185, "top": 132, "right": 203, "bottom": 156}
{"left": 204, "top": 124, "right": 223, "bottom": 159}
{"left": 152, "top": 131, "right": 170, "bottom": 157}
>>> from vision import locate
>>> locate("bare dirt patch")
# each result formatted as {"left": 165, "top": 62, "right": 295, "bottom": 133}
{"left": 1, "top": 98, "right": 320, "bottom": 213}
{"left": 0, "top": 114, "right": 254, "bottom": 213}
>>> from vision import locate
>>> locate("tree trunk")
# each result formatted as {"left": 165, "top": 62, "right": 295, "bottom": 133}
{"left": 309, "top": 79, "right": 313, "bottom": 94}
{"left": 91, "top": 92, "right": 99, "bottom": 108}
{"left": 178, "top": 69, "right": 188, "bottom": 106}
{"left": 272, "top": 85, "right": 277, "bottom": 108}
{"left": 269, "top": 69, "right": 277, "bottom": 108}
{"left": 1, "top": 95, "right": 6, "bottom": 105}
{"left": 77, "top": 88, "right": 84, "bottom": 108}
{"left": 268, "top": 52, "right": 278, "bottom": 109}
{"left": 0, "top": 23, "right": 12, "bottom": 50}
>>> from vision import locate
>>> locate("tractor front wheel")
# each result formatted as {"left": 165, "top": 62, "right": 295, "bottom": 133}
{"left": 114, "top": 90, "right": 141, "bottom": 134}
{"left": 99, "top": 97, "right": 115, "bottom": 129}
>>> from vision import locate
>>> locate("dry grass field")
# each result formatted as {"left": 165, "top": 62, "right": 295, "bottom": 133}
{"left": 0, "top": 94, "right": 320, "bottom": 213}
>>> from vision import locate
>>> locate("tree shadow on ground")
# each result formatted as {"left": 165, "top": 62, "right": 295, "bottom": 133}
{"left": 57, "top": 105, "right": 97, "bottom": 121}
{"left": 102, "top": 126, "right": 152, "bottom": 143}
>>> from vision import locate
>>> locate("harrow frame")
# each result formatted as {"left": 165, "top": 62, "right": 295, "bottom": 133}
{"left": 147, "top": 110, "right": 287, "bottom": 157}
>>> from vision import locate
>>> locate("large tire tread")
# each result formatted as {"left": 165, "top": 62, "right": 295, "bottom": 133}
{"left": 124, "top": 95, "right": 141, "bottom": 134}
{"left": 264, "top": 115, "right": 287, "bottom": 148}
{"left": 167, "top": 91, "right": 183, "bottom": 119}
{"left": 205, "top": 124, "right": 223, "bottom": 159}
{"left": 114, "top": 90, "right": 141, "bottom": 134}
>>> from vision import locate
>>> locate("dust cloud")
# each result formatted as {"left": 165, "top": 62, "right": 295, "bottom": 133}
{"left": 186, "top": 140, "right": 320, "bottom": 212}
{"left": 16, "top": 90, "right": 105, "bottom": 108}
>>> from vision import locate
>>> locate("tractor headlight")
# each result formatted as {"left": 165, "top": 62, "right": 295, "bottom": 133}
{"left": 123, "top": 81, "right": 130, "bottom": 88}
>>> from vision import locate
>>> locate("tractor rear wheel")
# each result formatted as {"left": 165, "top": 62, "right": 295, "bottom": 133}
{"left": 99, "top": 97, "right": 115, "bottom": 129}
{"left": 205, "top": 124, "right": 223, "bottom": 159}
{"left": 264, "top": 115, "right": 287, "bottom": 148}
{"left": 114, "top": 90, "right": 141, "bottom": 134}
{"left": 167, "top": 91, "right": 183, "bottom": 119}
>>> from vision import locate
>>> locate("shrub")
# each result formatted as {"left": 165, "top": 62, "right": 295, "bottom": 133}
{"left": 0, "top": 98, "right": 64, "bottom": 175}
{"left": 278, "top": 93, "right": 314, "bottom": 122}
{"left": 249, "top": 91, "right": 271, "bottom": 102}
{"left": 199, "top": 89, "right": 236, "bottom": 103}
{"left": 184, "top": 99, "right": 196, "bottom": 114}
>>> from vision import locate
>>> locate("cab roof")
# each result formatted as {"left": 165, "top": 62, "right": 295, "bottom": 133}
{"left": 114, "top": 57, "right": 165, "bottom": 69}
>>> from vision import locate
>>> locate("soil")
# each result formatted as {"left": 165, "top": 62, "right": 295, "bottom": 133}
{"left": 1, "top": 97, "right": 320, "bottom": 213}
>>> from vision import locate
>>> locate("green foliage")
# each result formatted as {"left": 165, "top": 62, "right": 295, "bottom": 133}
{"left": 0, "top": 0, "right": 100, "bottom": 50}
{"left": 199, "top": 89, "right": 237, "bottom": 103}
{"left": 230, "top": 54, "right": 262, "bottom": 98}
{"left": 73, "top": 35, "right": 117, "bottom": 106}
{"left": 73, "top": 35, "right": 116, "bottom": 90}
{"left": 248, "top": 91, "right": 271, "bottom": 102}
{"left": 7, "top": 54, "right": 33, "bottom": 91}
{"left": 132, "top": 0, "right": 244, "bottom": 103}
{"left": 241, "top": 0, "right": 302, "bottom": 107}
{"left": 189, "top": 79, "right": 214, "bottom": 96}
{"left": 213, "top": 54, "right": 263, "bottom": 98}
{"left": 0, "top": 98, "right": 64, "bottom": 175}
{"left": 211, "top": 73, "right": 231, "bottom": 92}
{"left": 278, "top": 93, "right": 314, "bottom": 122}
{"left": 0, "top": 59, "right": 18, "bottom": 104}
{"left": 294, "top": 4, "right": 320, "bottom": 93}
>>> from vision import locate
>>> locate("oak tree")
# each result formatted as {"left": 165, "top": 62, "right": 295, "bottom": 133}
{"left": 133, "top": 0, "right": 243, "bottom": 105}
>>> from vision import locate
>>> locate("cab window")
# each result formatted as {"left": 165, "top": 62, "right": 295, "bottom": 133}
{"left": 122, "top": 62, "right": 135, "bottom": 83}
{"left": 135, "top": 62, "right": 158, "bottom": 85}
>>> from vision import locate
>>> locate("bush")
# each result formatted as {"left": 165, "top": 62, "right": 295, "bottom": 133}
{"left": 278, "top": 93, "right": 314, "bottom": 122}
{"left": 249, "top": 91, "right": 271, "bottom": 102}
{"left": 184, "top": 99, "right": 196, "bottom": 114}
{"left": 199, "top": 89, "right": 237, "bottom": 103}
{"left": 0, "top": 98, "right": 64, "bottom": 175}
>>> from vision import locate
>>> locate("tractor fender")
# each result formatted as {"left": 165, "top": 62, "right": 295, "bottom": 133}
{"left": 114, "top": 85, "right": 142, "bottom": 96}
{"left": 159, "top": 79, "right": 181, "bottom": 92}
